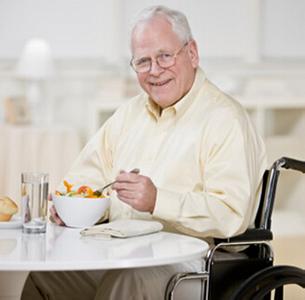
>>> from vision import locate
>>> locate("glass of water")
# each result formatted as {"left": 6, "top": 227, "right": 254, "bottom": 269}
{"left": 21, "top": 172, "right": 49, "bottom": 234}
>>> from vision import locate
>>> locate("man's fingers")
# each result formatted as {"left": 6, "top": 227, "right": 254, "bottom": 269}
{"left": 115, "top": 173, "right": 156, "bottom": 213}
{"left": 49, "top": 205, "right": 65, "bottom": 226}
{"left": 116, "top": 168, "right": 140, "bottom": 181}
{"left": 117, "top": 195, "right": 133, "bottom": 206}
{"left": 50, "top": 205, "right": 56, "bottom": 215}
{"left": 112, "top": 181, "right": 138, "bottom": 191}
{"left": 115, "top": 174, "right": 139, "bottom": 184}
{"left": 116, "top": 189, "right": 139, "bottom": 199}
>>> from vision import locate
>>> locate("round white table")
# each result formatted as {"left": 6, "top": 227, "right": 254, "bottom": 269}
{"left": 0, "top": 223, "right": 208, "bottom": 299}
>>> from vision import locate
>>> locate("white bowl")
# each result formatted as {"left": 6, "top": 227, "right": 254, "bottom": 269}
{"left": 52, "top": 194, "right": 110, "bottom": 228}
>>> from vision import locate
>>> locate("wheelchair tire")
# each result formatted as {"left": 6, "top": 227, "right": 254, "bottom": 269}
{"left": 230, "top": 265, "right": 305, "bottom": 300}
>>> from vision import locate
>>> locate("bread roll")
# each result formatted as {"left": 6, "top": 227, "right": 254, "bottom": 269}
{"left": 0, "top": 196, "right": 18, "bottom": 221}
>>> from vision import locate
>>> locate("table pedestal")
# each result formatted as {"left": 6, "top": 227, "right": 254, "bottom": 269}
{"left": 0, "top": 271, "right": 29, "bottom": 300}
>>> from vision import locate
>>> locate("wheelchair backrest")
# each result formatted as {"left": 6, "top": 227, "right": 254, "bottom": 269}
{"left": 255, "top": 157, "right": 305, "bottom": 231}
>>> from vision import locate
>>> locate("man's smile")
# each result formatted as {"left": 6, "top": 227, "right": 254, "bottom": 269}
{"left": 149, "top": 78, "right": 172, "bottom": 86}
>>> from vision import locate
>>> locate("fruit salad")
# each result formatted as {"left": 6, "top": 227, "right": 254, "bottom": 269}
{"left": 55, "top": 180, "right": 105, "bottom": 198}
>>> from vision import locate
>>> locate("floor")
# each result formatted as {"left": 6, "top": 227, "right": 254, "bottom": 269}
{"left": 272, "top": 235, "right": 305, "bottom": 299}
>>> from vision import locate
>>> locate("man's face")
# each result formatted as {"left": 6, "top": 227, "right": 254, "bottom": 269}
{"left": 131, "top": 16, "right": 199, "bottom": 108}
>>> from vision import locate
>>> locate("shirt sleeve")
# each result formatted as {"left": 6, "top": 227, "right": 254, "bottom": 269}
{"left": 152, "top": 113, "right": 266, "bottom": 239}
{"left": 57, "top": 120, "right": 114, "bottom": 192}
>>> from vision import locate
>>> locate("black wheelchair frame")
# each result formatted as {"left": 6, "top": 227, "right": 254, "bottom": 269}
{"left": 165, "top": 157, "right": 305, "bottom": 300}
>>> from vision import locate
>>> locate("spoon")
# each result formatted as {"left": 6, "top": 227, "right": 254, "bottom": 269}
{"left": 93, "top": 168, "right": 140, "bottom": 197}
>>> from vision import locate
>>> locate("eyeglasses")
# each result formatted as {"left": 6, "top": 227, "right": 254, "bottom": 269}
{"left": 130, "top": 43, "right": 188, "bottom": 73}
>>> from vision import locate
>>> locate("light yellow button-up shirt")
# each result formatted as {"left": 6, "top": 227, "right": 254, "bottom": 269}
{"left": 62, "top": 68, "right": 267, "bottom": 239}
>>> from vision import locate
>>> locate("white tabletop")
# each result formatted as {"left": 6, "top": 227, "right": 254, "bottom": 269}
{"left": 0, "top": 223, "right": 208, "bottom": 272}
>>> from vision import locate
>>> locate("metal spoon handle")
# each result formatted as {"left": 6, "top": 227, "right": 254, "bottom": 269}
{"left": 99, "top": 180, "right": 116, "bottom": 192}
{"left": 94, "top": 168, "right": 140, "bottom": 196}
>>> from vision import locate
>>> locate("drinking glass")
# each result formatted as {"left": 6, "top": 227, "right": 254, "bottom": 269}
{"left": 21, "top": 172, "right": 49, "bottom": 234}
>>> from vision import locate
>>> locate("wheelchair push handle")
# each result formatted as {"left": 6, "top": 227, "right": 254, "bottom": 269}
{"left": 278, "top": 156, "right": 305, "bottom": 174}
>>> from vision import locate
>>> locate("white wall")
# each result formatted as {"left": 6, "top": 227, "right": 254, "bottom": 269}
{"left": 121, "top": 0, "right": 251, "bottom": 60}
{"left": 262, "top": 0, "right": 305, "bottom": 58}
{"left": 0, "top": 0, "right": 305, "bottom": 62}
{"left": 0, "top": 0, "right": 123, "bottom": 63}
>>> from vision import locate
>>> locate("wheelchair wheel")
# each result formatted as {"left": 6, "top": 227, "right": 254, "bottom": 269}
{"left": 230, "top": 265, "right": 305, "bottom": 300}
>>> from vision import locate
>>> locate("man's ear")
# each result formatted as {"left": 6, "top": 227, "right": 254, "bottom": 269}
{"left": 187, "top": 40, "right": 199, "bottom": 68}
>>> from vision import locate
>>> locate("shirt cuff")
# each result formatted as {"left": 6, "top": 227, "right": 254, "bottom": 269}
{"left": 152, "top": 187, "right": 181, "bottom": 220}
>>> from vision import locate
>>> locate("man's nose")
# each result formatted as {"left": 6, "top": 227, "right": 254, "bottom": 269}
{"left": 149, "top": 59, "right": 164, "bottom": 76}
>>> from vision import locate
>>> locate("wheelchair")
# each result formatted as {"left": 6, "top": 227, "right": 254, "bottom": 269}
{"left": 166, "top": 157, "right": 305, "bottom": 300}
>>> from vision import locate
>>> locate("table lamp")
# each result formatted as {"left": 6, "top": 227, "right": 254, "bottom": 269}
{"left": 16, "top": 38, "right": 55, "bottom": 125}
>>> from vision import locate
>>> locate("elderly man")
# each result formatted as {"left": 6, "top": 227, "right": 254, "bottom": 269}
{"left": 22, "top": 5, "right": 266, "bottom": 300}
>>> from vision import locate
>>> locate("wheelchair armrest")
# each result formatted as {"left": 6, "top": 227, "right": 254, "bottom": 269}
{"left": 214, "top": 229, "right": 273, "bottom": 245}
{"left": 280, "top": 156, "right": 305, "bottom": 173}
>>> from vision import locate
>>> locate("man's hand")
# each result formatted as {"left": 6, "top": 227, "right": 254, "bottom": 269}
{"left": 112, "top": 171, "right": 157, "bottom": 213}
{"left": 48, "top": 194, "right": 65, "bottom": 226}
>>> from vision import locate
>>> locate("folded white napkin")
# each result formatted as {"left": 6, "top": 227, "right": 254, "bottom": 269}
{"left": 80, "top": 219, "right": 163, "bottom": 238}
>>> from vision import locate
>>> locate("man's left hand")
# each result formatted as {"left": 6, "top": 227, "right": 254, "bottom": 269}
{"left": 112, "top": 171, "right": 157, "bottom": 213}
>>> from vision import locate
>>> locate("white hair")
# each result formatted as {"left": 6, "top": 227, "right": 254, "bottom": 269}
{"left": 131, "top": 5, "right": 193, "bottom": 45}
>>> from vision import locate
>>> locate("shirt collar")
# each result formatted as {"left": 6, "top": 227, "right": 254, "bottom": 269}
{"left": 173, "top": 67, "right": 206, "bottom": 119}
{"left": 145, "top": 67, "right": 206, "bottom": 120}
{"left": 146, "top": 98, "right": 162, "bottom": 119}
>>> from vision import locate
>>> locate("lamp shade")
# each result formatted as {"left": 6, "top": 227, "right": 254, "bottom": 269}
{"left": 16, "top": 38, "right": 54, "bottom": 80}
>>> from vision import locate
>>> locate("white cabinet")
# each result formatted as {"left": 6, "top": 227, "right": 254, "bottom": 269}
{"left": 87, "top": 99, "right": 127, "bottom": 138}
{"left": 239, "top": 96, "right": 305, "bottom": 138}
{"left": 0, "top": 125, "right": 82, "bottom": 205}
{"left": 240, "top": 97, "right": 305, "bottom": 234}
